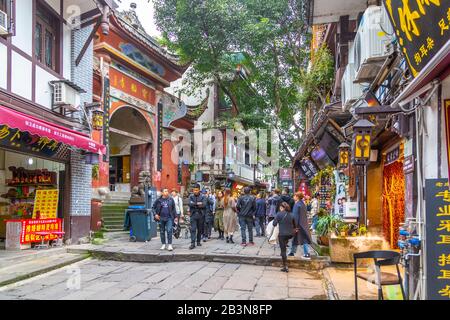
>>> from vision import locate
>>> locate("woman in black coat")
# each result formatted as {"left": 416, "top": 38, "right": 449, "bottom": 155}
{"left": 289, "top": 192, "right": 312, "bottom": 259}
{"left": 272, "top": 202, "right": 297, "bottom": 272}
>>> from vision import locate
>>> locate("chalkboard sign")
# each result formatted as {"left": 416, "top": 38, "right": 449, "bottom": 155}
{"left": 425, "top": 179, "right": 450, "bottom": 300}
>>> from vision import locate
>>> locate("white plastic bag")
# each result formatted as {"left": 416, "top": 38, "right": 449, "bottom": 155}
{"left": 266, "top": 220, "right": 279, "bottom": 245}
{"left": 265, "top": 220, "right": 274, "bottom": 239}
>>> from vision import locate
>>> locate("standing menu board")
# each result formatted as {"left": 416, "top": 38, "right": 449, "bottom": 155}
{"left": 425, "top": 179, "right": 450, "bottom": 300}
{"left": 32, "top": 189, "right": 59, "bottom": 219}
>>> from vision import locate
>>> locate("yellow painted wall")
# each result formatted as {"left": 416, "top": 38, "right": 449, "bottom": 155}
{"left": 123, "top": 156, "right": 130, "bottom": 183}
{"left": 367, "top": 162, "right": 383, "bottom": 227}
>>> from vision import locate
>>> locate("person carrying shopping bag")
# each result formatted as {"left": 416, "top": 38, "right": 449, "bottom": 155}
{"left": 272, "top": 202, "right": 297, "bottom": 272}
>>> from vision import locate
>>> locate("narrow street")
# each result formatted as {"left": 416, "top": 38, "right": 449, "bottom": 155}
{"left": 0, "top": 259, "right": 328, "bottom": 300}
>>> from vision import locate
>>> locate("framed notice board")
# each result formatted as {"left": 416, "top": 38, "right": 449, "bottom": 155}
{"left": 425, "top": 179, "right": 450, "bottom": 300}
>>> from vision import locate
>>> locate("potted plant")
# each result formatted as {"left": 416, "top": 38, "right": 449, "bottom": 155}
{"left": 338, "top": 223, "right": 349, "bottom": 237}
{"left": 358, "top": 224, "right": 368, "bottom": 236}
{"left": 315, "top": 214, "right": 343, "bottom": 246}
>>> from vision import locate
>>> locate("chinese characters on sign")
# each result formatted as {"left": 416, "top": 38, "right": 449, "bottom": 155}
{"left": 32, "top": 190, "right": 59, "bottom": 220}
{"left": 20, "top": 218, "right": 62, "bottom": 244}
{"left": 103, "top": 77, "right": 111, "bottom": 162}
{"left": 383, "top": 0, "right": 449, "bottom": 77}
{"left": 425, "top": 179, "right": 450, "bottom": 299}
{"left": 157, "top": 102, "right": 163, "bottom": 171}
{"left": 0, "top": 125, "right": 61, "bottom": 158}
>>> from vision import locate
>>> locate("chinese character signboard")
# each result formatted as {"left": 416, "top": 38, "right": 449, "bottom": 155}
{"left": 383, "top": 1, "right": 450, "bottom": 77}
{"left": 20, "top": 218, "right": 63, "bottom": 244}
{"left": 32, "top": 190, "right": 59, "bottom": 219}
{"left": 279, "top": 168, "right": 292, "bottom": 181}
{"left": 300, "top": 158, "right": 318, "bottom": 180}
{"left": 157, "top": 101, "right": 163, "bottom": 171}
{"left": 0, "top": 125, "right": 62, "bottom": 158}
{"left": 425, "top": 179, "right": 450, "bottom": 300}
{"left": 103, "top": 76, "right": 110, "bottom": 162}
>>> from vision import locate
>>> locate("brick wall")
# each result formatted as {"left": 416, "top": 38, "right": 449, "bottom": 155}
{"left": 68, "top": 26, "right": 94, "bottom": 242}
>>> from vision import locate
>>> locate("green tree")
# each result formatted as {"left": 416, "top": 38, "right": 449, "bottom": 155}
{"left": 153, "top": 0, "right": 323, "bottom": 167}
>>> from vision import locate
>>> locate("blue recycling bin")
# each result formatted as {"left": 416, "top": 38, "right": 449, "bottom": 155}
{"left": 124, "top": 209, "right": 157, "bottom": 242}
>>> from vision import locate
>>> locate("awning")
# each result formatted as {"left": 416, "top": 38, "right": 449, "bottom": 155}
{"left": 0, "top": 105, "right": 106, "bottom": 154}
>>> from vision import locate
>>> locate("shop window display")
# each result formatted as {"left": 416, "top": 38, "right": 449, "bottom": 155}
{"left": 0, "top": 150, "right": 65, "bottom": 249}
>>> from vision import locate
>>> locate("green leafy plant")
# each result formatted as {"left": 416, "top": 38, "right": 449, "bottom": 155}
{"left": 315, "top": 214, "right": 344, "bottom": 237}
{"left": 358, "top": 224, "right": 368, "bottom": 236}
{"left": 92, "top": 164, "right": 99, "bottom": 180}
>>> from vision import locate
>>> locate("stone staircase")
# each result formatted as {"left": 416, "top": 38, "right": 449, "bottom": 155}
{"left": 101, "top": 192, "right": 131, "bottom": 232}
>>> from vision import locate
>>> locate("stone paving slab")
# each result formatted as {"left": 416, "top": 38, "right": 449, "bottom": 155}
{"left": 0, "top": 260, "right": 328, "bottom": 300}
{"left": 67, "top": 231, "right": 330, "bottom": 271}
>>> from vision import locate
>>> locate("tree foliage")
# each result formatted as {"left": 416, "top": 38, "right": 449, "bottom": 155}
{"left": 153, "top": 0, "right": 332, "bottom": 167}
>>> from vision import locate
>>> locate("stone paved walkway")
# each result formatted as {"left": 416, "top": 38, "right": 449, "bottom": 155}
{"left": 0, "top": 259, "right": 327, "bottom": 300}
{"left": 67, "top": 231, "right": 329, "bottom": 270}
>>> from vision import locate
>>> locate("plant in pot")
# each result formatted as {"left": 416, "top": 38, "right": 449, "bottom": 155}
{"left": 358, "top": 224, "right": 368, "bottom": 236}
{"left": 315, "top": 213, "right": 343, "bottom": 245}
{"left": 338, "top": 223, "right": 349, "bottom": 237}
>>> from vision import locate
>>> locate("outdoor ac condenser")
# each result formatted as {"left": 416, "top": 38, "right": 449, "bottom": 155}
{"left": 51, "top": 81, "right": 80, "bottom": 111}
{"left": 341, "top": 41, "right": 363, "bottom": 111}
{"left": 353, "top": 5, "right": 394, "bottom": 83}
{"left": 0, "top": 10, "right": 8, "bottom": 35}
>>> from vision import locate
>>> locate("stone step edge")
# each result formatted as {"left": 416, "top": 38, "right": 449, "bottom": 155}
{"left": 0, "top": 254, "right": 90, "bottom": 287}
{"left": 66, "top": 248, "right": 330, "bottom": 270}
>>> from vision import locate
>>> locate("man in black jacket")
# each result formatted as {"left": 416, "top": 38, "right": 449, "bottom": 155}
{"left": 280, "top": 188, "right": 295, "bottom": 211}
{"left": 187, "top": 184, "right": 207, "bottom": 249}
{"left": 154, "top": 188, "right": 177, "bottom": 251}
{"left": 236, "top": 187, "right": 256, "bottom": 246}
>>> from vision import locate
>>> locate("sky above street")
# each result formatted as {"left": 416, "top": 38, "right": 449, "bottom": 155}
{"left": 117, "top": 0, "right": 160, "bottom": 38}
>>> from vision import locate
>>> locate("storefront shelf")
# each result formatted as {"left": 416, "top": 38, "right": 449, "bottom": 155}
{"left": 6, "top": 184, "right": 57, "bottom": 187}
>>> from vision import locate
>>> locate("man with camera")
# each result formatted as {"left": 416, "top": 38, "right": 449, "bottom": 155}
{"left": 187, "top": 184, "right": 207, "bottom": 249}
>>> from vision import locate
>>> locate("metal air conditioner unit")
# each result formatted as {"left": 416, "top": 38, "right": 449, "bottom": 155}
{"left": 0, "top": 10, "right": 8, "bottom": 35}
{"left": 341, "top": 42, "right": 363, "bottom": 111}
{"left": 50, "top": 80, "right": 84, "bottom": 115}
{"left": 353, "top": 5, "right": 394, "bottom": 83}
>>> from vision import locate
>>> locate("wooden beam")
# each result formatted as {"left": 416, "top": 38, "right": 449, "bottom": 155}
{"left": 75, "top": 17, "right": 102, "bottom": 66}
{"left": 109, "top": 127, "right": 152, "bottom": 143}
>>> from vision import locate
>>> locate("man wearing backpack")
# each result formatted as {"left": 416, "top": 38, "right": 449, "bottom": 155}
{"left": 267, "top": 189, "right": 282, "bottom": 222}
{"left": 236, "top": 186, "right": 256, "bottom": 246}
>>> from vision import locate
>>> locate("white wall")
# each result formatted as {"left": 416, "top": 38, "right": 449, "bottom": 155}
{"left": 422, "top": 76, "right": 450, "bottom": 180}
{"left": 35, "top": 66, "right": 58, "bottom": 109}
{"left": 11, "top": 52, "right": 32, "bottom": 100}
{"left": 45, "top": 0, "right": 61, "bottom": 13}
{"left": 11, "top": 0, "right": 33, "bottom": 57}
{"left": 0, "top": 42, "right": 7, "bottom": 89}
{"left": 63, "top": 24, "right": 72, "bottom": 80}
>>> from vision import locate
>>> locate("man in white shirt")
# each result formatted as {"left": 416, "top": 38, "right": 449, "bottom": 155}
{"left": 171, "top": 189, "right": 184, "bottom": 220}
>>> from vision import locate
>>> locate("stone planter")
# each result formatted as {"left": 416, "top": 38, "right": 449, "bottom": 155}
{"left": 329, "top": 234, "right": 390, "bottom": 264}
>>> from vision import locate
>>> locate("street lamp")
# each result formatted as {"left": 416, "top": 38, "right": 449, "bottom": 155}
{"left": 351, "top": 119, "right": 375, "bottom": 165}
{"left": 338, "top": 142, "right": 350, "bottom": 169}
{"left": 85, "top": 102, "right": 105, "bottom": 131}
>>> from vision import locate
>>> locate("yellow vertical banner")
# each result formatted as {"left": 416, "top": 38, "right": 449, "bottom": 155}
{"left": 32, "top": 189, "right": 59, "bottom": 219}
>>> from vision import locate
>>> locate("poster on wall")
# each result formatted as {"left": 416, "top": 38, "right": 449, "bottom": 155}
{"left": 32, "top": 190, "right": 59, "bottom": 219}
{"left": 425, "top": 179, "right": 450, "bottom": 300}
{"left": 334, "top": 170, "right": 348, "bottom": 217}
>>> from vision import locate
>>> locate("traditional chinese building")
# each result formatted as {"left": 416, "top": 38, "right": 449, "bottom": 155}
{"left": 91, "top": 3, "right": 202, "bottom": 231}
{"left": 0, "top": 0, "right": 114, "bottom": 245}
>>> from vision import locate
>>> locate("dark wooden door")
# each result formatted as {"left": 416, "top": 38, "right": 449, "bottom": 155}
{"left": 130, "top": 143, "right": 152, "bottom": 188}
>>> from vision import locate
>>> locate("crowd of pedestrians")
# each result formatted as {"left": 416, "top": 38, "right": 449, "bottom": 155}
{"left": 153, "top": 184, "right": 313, "bottom": 272}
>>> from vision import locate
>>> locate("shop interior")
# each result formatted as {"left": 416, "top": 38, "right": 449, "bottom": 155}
{"left": 0, "top": 149, "right": 66, "bottom": 249}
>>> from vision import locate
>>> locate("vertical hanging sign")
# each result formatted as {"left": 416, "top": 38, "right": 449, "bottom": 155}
{"left": 157, "top": 101, "right": 163, "bottom": 171}
{"left": 103, "top": 77, "right": 110, "bottom": 162}
{"left": 425, "top": 179, "right": 450, "bottom": 300}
